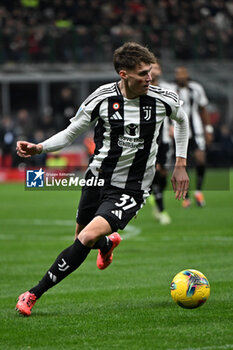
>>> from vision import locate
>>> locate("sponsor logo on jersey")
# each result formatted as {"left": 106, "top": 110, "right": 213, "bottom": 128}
{"left": 117, "top": 123, "right": 144, "bottom": 149}
{"left": 125, "top": 123, "right": 138, "bottom": 136}
{"left": 118, "top": 136, "right": 144, "bottom": 149}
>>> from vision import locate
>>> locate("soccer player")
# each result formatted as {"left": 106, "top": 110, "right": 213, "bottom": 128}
{"left": 148, "top": 61, "right": 174, "bottom": 224}
{"left": 15, "top": 42, "right": 189, "bottom": 316}
{"left": 170, "top": 66, "right": 213, "bottom": 207}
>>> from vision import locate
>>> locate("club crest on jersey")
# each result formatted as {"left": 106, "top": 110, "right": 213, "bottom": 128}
{"left": 143, "top": 106, "right": 152, "bottom": 121}
{"left": 113, "top": 102, "right": 120, "bottom": 110}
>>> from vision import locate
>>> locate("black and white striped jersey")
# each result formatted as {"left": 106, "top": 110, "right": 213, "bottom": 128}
{"left": 157, "top": 80, "right": 175, "bottom": 145}
{"left": 169, "top": 80, "right": 208, "bottom": 139}
{"left": 42, "top": 82, "right": 189, "bottom": 194}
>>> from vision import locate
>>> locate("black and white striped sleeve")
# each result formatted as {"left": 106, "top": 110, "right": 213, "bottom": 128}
{"left": 41, "top": 98, "right": 101, "bottom": 153}
{"left": 171, "top": 104, "right": 189, "bottom": 158}
{"left": 41, "top": 83, "right": 118, "bottom": 153}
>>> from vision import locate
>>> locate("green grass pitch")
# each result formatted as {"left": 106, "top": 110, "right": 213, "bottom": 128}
{"left": 0, "top": 169, "right": 233, "bottom": 350}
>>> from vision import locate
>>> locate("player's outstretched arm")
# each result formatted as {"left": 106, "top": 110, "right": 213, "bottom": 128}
{"left": 16, "top": 141, "right": 43, "bottom": 158}
{"left": 171, "top": 157, "right": 189, "bottom": 200}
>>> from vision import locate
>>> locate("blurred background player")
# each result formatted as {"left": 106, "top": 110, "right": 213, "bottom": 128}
{"left": 171, "top": 67, "right": 213, "bottom": 207}
{"left": 148, "top": 61, "right": 174, "bottom": 224}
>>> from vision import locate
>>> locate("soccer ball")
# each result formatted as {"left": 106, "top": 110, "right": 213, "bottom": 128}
{"left": 170, "top": 269, "right": 210, "bottom": 309}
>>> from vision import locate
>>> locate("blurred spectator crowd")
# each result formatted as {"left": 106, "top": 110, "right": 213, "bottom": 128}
{"left": 0, "top": 0, "right": 232, "bottom": 63}
{"left": 0, "top": 85, "right": 233, "bottom": 168}
{"left": 0, "top": 86, "right": 77, "bottom": 167}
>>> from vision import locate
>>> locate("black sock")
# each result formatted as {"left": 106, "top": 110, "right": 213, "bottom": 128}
{"left": 30, "top": 238, "right": 90, "bottom": 299}
{"left": 159, "top": 174, "right": 167, "bottom": 192}
{"left": 152, "top": 172, "right": 167, "bottom": 212}
{"left": 92, "top": 236, "right": 113, "bottom": 254}
{"left": 155, "top": 192, "right": 163, "bottom": 212}
{"left": 196, "top": 164, "right": 205, "bottom": 191}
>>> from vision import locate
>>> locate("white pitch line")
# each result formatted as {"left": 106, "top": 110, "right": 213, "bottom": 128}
{"left": 0, "top": 218, "right": 74, "bottom": 226}
{"left": 167, "top": 344, "right": 233, "bottom": 350}
{"left": 0, "top": 234, "right": 16, "bottom": 240}
{"left": 162, "top": 236, "right": 233, "bottom": 242}
{"left": 122, "top": 224, "right": 141, "bottom": 240}
{"left": 211, "top": 236, "right": 233, "bottom": 241}
{"left": 0, "top": 219, "right": 142, "bottom": 241}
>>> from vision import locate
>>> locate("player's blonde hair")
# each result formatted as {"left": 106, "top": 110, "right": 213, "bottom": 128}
{"left": 113, "top": 42, "right": 157, "bottom": 73}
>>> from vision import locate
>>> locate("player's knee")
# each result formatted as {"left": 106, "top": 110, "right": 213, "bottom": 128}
{"left": 78, "top": 229, "right": 104, "bottom": 248}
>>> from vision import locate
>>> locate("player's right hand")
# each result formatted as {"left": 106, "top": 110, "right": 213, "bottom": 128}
{"left": 16, "top": 141, "right": 43, "bottom": 158}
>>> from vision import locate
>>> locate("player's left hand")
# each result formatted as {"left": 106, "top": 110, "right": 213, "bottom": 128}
{"left": 171, "top": 166, "right": 189, "bottom": 200}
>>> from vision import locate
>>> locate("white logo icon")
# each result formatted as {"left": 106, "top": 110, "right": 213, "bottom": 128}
{"left": 58, "top": 258, "right": 70, "bottom": 272}
{"left": 143, "top": 106, "right": 152, "bottom": 120}
{"left": 125, "top": 123, "right": 138, "bottom": 136}
{"left": 110, "top": 111, "right": 123, "bottom": 120}
{"left": 26, "top": 168, "right": 45, "bottom": 187}
{"left": 111, "top": 210, "right": 123, "bottom": 220}
{"left": 48, "top": 271, "right": 57, "bottom": 282}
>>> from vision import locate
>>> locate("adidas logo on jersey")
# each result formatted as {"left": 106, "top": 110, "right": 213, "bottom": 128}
{"left": 111, "top": 209, "right": 122, "bottom": 219}
{"left": 110, "top": 111, "right": 123, "bottom": 120}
